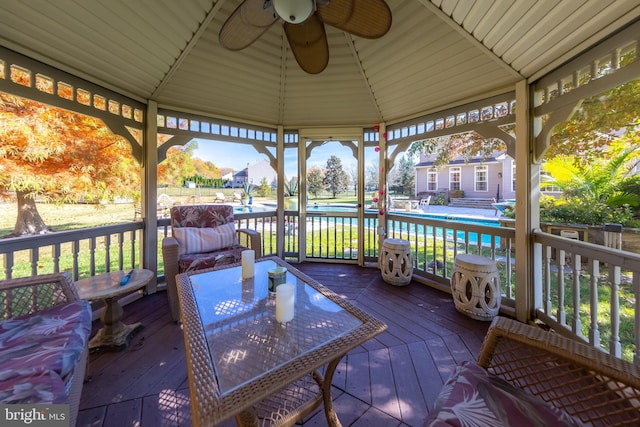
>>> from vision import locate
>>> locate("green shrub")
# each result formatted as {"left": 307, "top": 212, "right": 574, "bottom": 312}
{"left": 449, "top": 189, "right": 464, "bottom": 198}
{"left": 540, "top": 196, "right": 637, "bottom": 226}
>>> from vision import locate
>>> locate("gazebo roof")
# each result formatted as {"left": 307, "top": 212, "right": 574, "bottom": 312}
{"left": 0, "top": 1, "right": 638, "bottom": 128}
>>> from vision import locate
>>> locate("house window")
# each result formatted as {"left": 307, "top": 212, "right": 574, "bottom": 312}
{"left": 540, "top": 170, "right": 561, "bottom": 192}
{"left": 475, "top": 165, "right": 488, "bottom": 192}
{"left": 511, "top": 163, "right": 516, "bottom": 192}
{"left": 449, "top": 167, "right": 461, "bottom": 190}
{"left": 427, "top": 168, "right": 438, "bottom": 191}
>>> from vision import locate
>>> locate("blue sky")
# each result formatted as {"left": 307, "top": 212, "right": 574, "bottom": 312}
{"left": 192, "top": 139, "right": 367, "bottom": 177}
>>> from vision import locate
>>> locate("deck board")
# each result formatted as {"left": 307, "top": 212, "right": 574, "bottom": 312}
{"left": 77, "top": 262, "right": 490, "bottom": 426}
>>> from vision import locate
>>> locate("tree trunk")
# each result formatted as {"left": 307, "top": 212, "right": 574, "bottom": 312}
{"left": 13, "top": 191, "right": 50, "bottom": 236}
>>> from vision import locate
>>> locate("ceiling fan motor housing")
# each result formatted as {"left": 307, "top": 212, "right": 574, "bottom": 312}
{"left": 273, "top": 0, "right": 315, "bottom": 24}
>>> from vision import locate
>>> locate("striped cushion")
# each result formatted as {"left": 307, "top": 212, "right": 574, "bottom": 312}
{"left": 173, "top": 223, "right": 238, "bottom": 255}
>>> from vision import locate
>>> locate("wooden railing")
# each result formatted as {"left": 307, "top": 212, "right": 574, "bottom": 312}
{"left": 386, "top": 212, "right": 515, "bottom": 310}
{"left": 4, "top": 210, "right": 640, "bottom": 364}
{"left": 0, "top": 222, "right": 143, "bottom": 281}
{"left": 533, "top": 229, "right": 640, "bottom": 364}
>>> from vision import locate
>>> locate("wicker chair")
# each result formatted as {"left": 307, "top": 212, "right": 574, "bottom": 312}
{"left": 426, "top": 316, "right": 640, "bottom": 425}
{"left": 162, "top": 204, "right": 261, "bottom": 321}
{"left": 477, "top": 316, "right": 640, "bottom": 426}
{"left": 0, "top": 272, "right": 90, "bottom": 427}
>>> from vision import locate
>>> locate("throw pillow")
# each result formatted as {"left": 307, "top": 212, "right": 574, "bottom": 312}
{"left": 424, "top": 361, "right": 583, "bottom": 426}
{"left": 173, "top": 222, "right": 238, "bottom": 255}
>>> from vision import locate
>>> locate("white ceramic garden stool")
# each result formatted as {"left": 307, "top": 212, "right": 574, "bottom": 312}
{"left": 380, "top": 238, "right": 413, "bottom": 286}
{"left": 450, "top": 254, "right": 501, "bottom": 321}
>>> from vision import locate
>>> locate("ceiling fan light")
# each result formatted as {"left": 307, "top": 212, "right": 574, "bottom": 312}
{"left": 273, "top": 0, "right": 315, "bottom": 24}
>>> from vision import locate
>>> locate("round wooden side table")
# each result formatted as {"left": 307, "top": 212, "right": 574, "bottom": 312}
{"left": 450, "top": 254, "right": 500, "bottom": 320}
{"left": 380, "top": 238, "right": 413, "bottom": 286}
{"left": 77, "top": 269, "right": 154, "bottom": 351}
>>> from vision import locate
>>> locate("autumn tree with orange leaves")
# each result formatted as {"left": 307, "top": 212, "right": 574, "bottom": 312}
{"left": 157, "top": 141, "right": 197, "bottom": 187}
{"left": 0, "top": 92, "right": 140, "bottom": 236}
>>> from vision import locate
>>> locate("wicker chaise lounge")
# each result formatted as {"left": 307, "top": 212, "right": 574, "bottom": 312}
{"left": 426, "top": 316, "right": 640, "bottom": 426}
{"left": 0, "top": 273, "right": 91, "bottom": 427}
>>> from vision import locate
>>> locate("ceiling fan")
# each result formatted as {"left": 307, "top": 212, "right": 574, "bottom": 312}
{"left": 219, "top": 0, "right": 392, "bottom": 74}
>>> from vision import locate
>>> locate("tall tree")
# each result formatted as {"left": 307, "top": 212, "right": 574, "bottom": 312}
{"left": 157, "top": 142, "right": 198, "bottom": 187}
{"left": 193, "top": 157, "right": 220, "bottom": 179}
{"left": 547, "top": 78, "right": 640, "bottom": 160}
{"left": 388, "top": 154, "right": 416, "bottom": 196}
{"left": 408, "top": 132, "right": 506, "bottom": 167}
{"left": 0, "top": 92, "right": 140, "bottom": 236}
{"left": 307, "top": 166, "right": 325, "bottom": 197}
{"left": 323, "top": 155, "right": 349, "bottom": 198}
{"left": 257, "top": 177, "right": 271, "bottom": 197}
{"left": 365, "top": 161, "right": 379, "bottom": 190}
{"left": 347, "top": 165, "right": 360, "bottom": 195}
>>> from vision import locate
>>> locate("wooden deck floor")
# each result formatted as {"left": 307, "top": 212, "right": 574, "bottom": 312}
{"left": 77, "top": 263, "right": 490, "bottom": 427}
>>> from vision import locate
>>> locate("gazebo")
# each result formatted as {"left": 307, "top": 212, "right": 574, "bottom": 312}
{"left": 1, "top": 0, "right": 640, "bottom": 359}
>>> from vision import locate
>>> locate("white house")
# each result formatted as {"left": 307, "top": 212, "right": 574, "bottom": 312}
{"left": 231, "top": 160, "right": 277, "bottom": 188}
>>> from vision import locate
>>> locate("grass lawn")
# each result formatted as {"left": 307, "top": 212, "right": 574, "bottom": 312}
{"left": 0, "top": 202, "right": 135, "bottom": 238}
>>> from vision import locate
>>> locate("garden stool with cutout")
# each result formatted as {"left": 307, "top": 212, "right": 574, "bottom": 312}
{"left": 450, "top": 254, "right": 500, "bottom": 320}
{"left": 380, "top": 238, "right": 413, "bottom": 286}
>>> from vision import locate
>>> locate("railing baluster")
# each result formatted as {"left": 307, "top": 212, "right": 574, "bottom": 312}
{"left": 105, "top": 234, "right": 111, "bottom": 272}
{"left": 557, "top": 249, "right": 566, "bottom": 325}
{"left": 634, "top": 272, "right": 640, "bottom": 365}
{"left": 72, "top": 240, "right": 80, "bottom": 280}
{"left": 609, "top": 265, "right": 622, "bottom": 357}
{"left": 89, "top": 237, "right": 96, "bottom": 276}
{"left": 589, "top": 258, "right": 600, "bottom": 347}
{"left": 431, "top": 226, "right": 437, "bottom": 275}
{"left": 334, "top": 215, "right": 340, "bottom": 259}
{"left": 544, "top": 245, "right": 552, "bottom": 314}
{"left": 118, "top": 231, "right": 124, "bottom": 271}
{"left": 52, "top": 243, "right": 61, "bottom": 273}
{"left": 572, "top": 253, "right": 582, "bottom": 337}
{"left": 504, "top": 238, "right": 512, "bottom": 299}
{"left": 30, "top": 247, "right": 39, "bottom": 276}
{"left": 130, "top": 230, "right": 137, "bottom": 270}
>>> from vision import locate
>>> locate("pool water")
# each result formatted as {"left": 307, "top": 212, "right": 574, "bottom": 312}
{"left": 307, "top": 205, "right": 499, "bottom": 225}
{"left": 306, "top": 205, "right": 501, "bottom": 246}
{"left": 233, "top": 205, "right": 275, "bottom": 213}
{"left": 236, "top": 204, "right": 501, "bottom": 246}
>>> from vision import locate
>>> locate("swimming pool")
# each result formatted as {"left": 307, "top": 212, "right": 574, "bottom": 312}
{"left": 305, "top": 205, "right": 501, "bottom": 246}
{"left": 233, "top": 205, "right": 276, "bottom": 213}
{"left": 306, "top": 205, "right": 500, "bottom": 227}
{"left": 236, "top": 204, "right": 501, "bottom": 246}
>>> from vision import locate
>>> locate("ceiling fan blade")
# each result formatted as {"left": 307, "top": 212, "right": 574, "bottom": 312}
{"left": 319, "top": 0, "right": 391, "bottom": 39}
{"left": 219, "top": 0, "right": 278, "bottom": 51}
{"left": 284, "top": 14, "right": 329, "bottom": 74}
{"left": 315, "top": 0, "right": 354, "bottom": 27}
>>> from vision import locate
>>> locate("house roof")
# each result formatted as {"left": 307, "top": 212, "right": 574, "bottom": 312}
{"left": 415, "top": 157, "right": 500, "bottom": 168}
{"left": 0, "top": 1, "right": 638, "bottom": 129}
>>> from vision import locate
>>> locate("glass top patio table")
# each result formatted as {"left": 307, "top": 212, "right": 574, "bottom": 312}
{"left": 176, "top": 256, "right": 387, "bottom": 426}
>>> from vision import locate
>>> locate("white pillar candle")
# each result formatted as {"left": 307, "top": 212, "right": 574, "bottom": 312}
{"left": 275, "top": 283, "right": 295, "bottom": 323}
{"left": 241, "top": 249, "right": 255, "bottom": 279}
